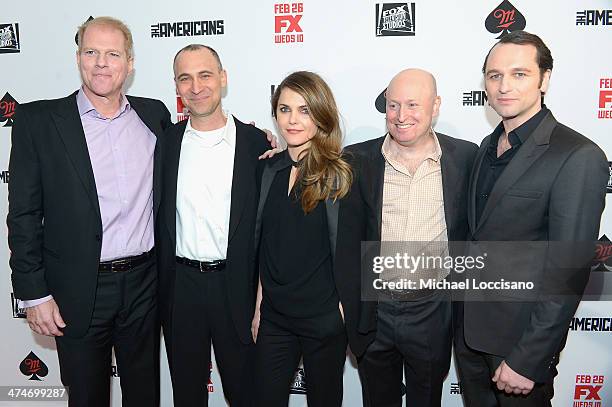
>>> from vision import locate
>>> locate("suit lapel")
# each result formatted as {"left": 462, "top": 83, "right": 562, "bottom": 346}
{"left": 165, "top": 121, "right": 187, "bottom": 249}
{"left": 51, "top": 93, "right": 100, "bottom": 218}
{"left": 438, "top": 135, "right": 459, "bottom": 240}
{"left": 369, "top": 139, "right": 386, "bottom": 240}
{"left": 475, "top": 112, "right": 557, "bottom": 233}
{"left": 228, "top": 119, "right": 256, "bottom": 242}
{"left": 468, "top": 138, "right": 488, "bottom": 233}
{"left": 254, "top": 155, "right": 287, "bottom": 252}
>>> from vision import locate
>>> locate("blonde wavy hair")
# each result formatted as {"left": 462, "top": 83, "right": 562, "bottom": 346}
{"left": 272, "top": 71, "right": 353, "bottom": 213}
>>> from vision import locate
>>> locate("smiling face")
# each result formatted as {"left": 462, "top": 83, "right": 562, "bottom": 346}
{"left": 275, "top": 87, "right": 317, "bottom": 158}
{"left": 174, "top": 48, "right": 227, "bottom": 123}
{"left": 77, "top": 23, "right": 133, "bottom": 102}
{"left": 385, "top": 69, "right": 440, "bottom": 148}
{"left": 484, "top": 43, "right": 550, "bottom": 130}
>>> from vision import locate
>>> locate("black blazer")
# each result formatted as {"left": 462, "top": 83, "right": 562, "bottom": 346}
{"left": 335, "top": 133, "right": 478, "bottom": 357}
{"left": 7, "top": 91, "right": 171, "bottom": 338}
{"left": 464, "top": 111, "right": 608, "bottom": 382}
{"left": 157, "top": 117, "right": 269, "bottom": 345}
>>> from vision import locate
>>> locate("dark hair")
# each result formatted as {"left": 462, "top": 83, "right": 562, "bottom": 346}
{"left": 482, "top": 30, "right": 553, "bottom": 76}
{"left": 173, "top": 44, "right": 223, "bottom": 75}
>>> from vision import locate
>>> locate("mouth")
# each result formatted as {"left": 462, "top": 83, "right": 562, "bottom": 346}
{"left": 395, "top": 123, "right": 415, "bottom": 129}
{"left": 285, "top": 129, "right": 302, "bottom": 134}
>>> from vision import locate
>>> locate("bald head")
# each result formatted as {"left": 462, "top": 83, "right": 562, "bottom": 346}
{"left": 384, "top": 68, "right": 441, "bottom": 148}
{"left": 387, "top": 68, "right": 437, "bottom": 100}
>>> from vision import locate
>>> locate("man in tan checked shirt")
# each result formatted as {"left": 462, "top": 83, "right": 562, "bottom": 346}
{"left": 335, "top": 69, "right": 478, "bottom": 406}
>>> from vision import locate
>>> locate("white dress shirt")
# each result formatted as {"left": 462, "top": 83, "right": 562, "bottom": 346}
{"left": 175, "top": 112, "right": 236, "bottom": 261}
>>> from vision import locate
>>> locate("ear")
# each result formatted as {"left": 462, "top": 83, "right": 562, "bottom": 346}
{"left": 432, "top": 95, "right": 441, "bottom": 118}
{"left": 127, "top": 56, "right": 134, "bottom": 76}
{"left": 76, "top": 50, "right": 80, "bottom": 69}
{"left": 220, "top": 69, "right": 228, "bottom": 88}
{"left": 540, "top": 69, "right": 552, "bottom": 93}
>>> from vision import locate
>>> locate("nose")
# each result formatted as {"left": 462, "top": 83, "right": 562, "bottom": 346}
{"left": 95, "top": 53, "right": 108, "bottom": 68}
{"left": 288, "top": 109, "right": 298, "bottom": 124}
{"left": 191, "top": 78, "right": 203, "bottom": 94}
{"left": 499, "top": 75, "right": 512, "bottom": 93}
{"left": 396, "top": 106, "right": 408, "bottom": 123}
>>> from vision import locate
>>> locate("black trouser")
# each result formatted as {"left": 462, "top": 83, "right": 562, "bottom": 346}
{"left": 254, "top": 304, "right": 347, "bottom": 407}
{"left": 169, "top": 261, "right": 252, "bottom": 407}
{"left": 56, "top": 257, "right": 159, "bottom": 407}
{"left": 453, "top": 305, "right": 554, "bottom": 407}
{"left": 358, "top": 290, "right": 452, "bottom": 407}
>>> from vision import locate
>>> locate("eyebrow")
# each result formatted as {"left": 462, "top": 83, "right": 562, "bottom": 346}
{"left": 486, "top": 66, "right": 534, "bottom": 75}
{"left": 176, "top": 70, "right": 214, "bottom": 79}
{"left": 278, "top": 103, "right": 309, "bottom": 108}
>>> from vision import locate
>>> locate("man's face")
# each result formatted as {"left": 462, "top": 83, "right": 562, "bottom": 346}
{"left": 174, "top": 49, "right": 227, "bottom": 119}
{"left": 484, "top": 43, "right": 550, "bottom": 126}
{"left": 77, "top": 24, "right": 133, "bottom": 100}
{"left": 385, "top": 73, "right": 440, "bottom": 148}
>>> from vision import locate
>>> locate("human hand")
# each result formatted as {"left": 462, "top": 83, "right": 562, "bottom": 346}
{"left": 492, "top": 360, "right": 534, "bottom": 395}
{"left": 26, "top": 299, "right": 66, "bottom": 337}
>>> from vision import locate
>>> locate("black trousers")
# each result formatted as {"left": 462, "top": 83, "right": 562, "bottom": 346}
{"left": 254, "top": 304, "right": 347, "bottom": 407}
{"left": 169, "top": 262, "right": 252, "bottom": 407}
{"left": 358, "top": 290, "right": 452, "bottom": 407}
{"left": 55, "top": 257, "right": 159, "bottom": 407}
{"left": 454, "top": 305, "right": 554, "bottom": 407}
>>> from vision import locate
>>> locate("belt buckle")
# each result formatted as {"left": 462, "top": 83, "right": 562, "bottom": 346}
{"left": 199, "top": 261, "right": 205, "bottom": 273}
{"left": 111, "top": 258, "right": 131, "bottom": 272}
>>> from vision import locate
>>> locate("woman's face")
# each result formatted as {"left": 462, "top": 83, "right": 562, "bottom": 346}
{"left": 275, "top": 87, "right": 317, "bottom": 153}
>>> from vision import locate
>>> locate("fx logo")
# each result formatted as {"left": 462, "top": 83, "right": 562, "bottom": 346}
{"left": 574, "top": 385, "right": 602, "bottom": 400}
{"left": 600, "top": 90, "right": 612, "bottom": 109}
{"left": 275, "top": 15, "right": 302, "bottom": 33}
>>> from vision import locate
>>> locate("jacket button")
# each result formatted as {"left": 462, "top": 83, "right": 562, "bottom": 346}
{"left": 95, "top": 234, "right": 101, "bottom": 241}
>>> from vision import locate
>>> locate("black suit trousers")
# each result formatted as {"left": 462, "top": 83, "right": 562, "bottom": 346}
{"left": 253, "top": 304, "right": 347, "bottom": 407}
{"left": 169, "top": 262, "right": 253, "bottom": 407}
{"left": 358, "top": 290, "right": 452, "bottom": 407}
{"left": 55, "top": 258, "right": 159, "bottom": 407}
{"left": 454, "top": 303, "right": 554, "bottom": 407}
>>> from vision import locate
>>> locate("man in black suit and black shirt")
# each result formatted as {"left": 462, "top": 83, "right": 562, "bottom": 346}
{"left": 455, "top": 31, "right": 608, "bottom": 406}
{"left": 157, "top": 44, "right": 269, "bottom": 407}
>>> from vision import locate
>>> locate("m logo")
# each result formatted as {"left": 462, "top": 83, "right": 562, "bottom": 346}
{"left": 485, "top": 1, "right": 526, "bottom": 38}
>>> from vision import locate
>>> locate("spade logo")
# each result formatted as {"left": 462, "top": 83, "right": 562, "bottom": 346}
{"left": 0, "top": 92, "right": 18, "bottom": 127}
{"left": 592, "top": 235, "right": 612, "bottom": 272}
{"left": 74, "top": 16, "right": 95, "bottom": 45}
{"left": 20, "top": 352, "right": 49, "bottom": 380}
{"left": 375, "top": 88, "right": 387, "bottom": 113}
{"left": 485, "top": 1, "right": 526, "bottom": 39}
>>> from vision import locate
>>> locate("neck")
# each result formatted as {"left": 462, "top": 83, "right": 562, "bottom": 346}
{"left": 287, "top": 144, "right": 309, "bottom": 162}
{"left": 502, "top": 105, "right": 542, "bottom": 135}
{"left": 388, "top": 131, "right": 435, "bottom": 160}
{"left": 83, "top": 87, "right": 122, "bottom": 118}
{"left": 190, "top": 110, "right": 227, "bottom": 132}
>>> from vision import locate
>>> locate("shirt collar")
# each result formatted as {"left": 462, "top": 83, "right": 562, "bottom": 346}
{"left": 490, "top": 105, "right": 550, "bottom": 148}
{"left": 76, "top": 87, "right": 130, "bottom": 119}
{"left": 185, "top": 110, "right": 235, "bottom": 148}
{"left": 381, "top": 129, "right": 442, "bottom": 164}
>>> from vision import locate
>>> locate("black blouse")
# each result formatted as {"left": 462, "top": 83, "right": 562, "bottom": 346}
{"left": 259, "top": 153, "right": 338, "bottom": 318}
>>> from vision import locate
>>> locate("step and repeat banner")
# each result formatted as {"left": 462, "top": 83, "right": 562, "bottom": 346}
{"left": 1, "top": 0, "right": 611, "bottom": 406}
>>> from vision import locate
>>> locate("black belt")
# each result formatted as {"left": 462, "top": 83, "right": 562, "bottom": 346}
{"left": 99, "top": 249, "right": 154, "bottom": 273}
{"left": 381, "top": 288, "right": 435, "bottom": 302}
{"left": 176, "top": 257, "right": 226, "bottom": 273}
